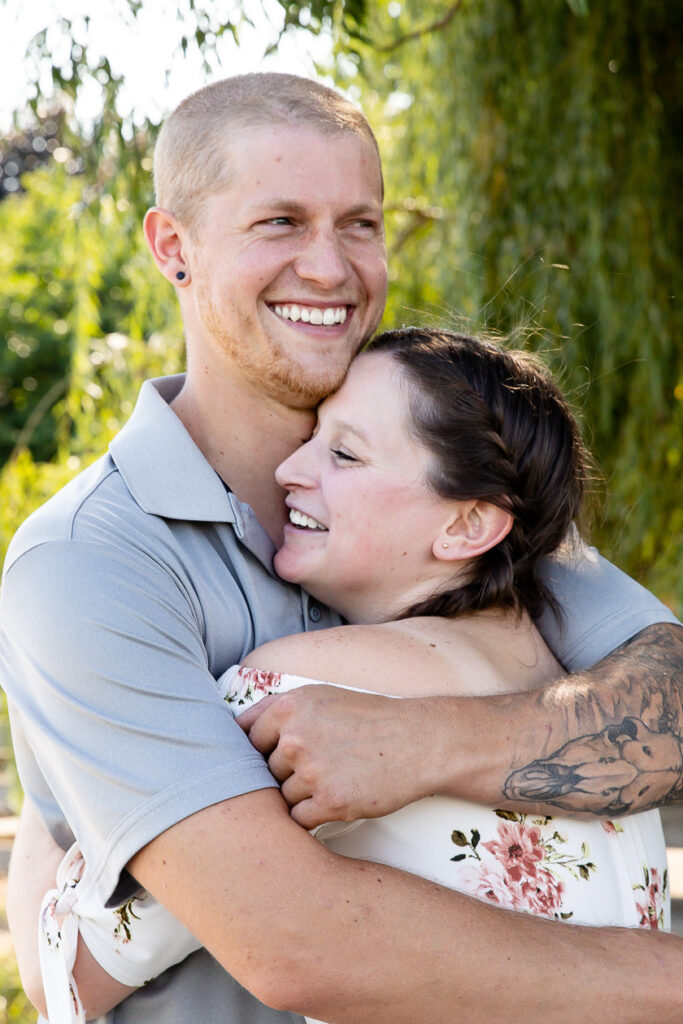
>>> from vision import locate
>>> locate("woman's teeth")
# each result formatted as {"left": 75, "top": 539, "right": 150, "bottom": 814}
{"left": 274, "top": 304, "right": 348, "bottom": 326}
{"left": 289, "top": 508, "right": 327, "bottom": 530}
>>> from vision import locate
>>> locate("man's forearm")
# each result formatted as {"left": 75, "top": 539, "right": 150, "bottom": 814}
{"left": 436, "top": 622, "right": 683, "bottom": 816}
{"left": 129, "top": 788, "right": 683, "bottom": 1024}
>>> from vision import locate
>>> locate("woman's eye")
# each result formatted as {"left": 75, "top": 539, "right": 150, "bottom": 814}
{"left": 331, "top": 448, "right": 358, "bottom": 464}
{"left": 266, "top": 217, "right": 293, "bottom": 226}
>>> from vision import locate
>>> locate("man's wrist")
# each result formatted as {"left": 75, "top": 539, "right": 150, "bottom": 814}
{"left": 412, "top": 693, "right": 512, "bottom": 806}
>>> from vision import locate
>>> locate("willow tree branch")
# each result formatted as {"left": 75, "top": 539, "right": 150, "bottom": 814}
{"left": 377, "top": 1, "right": 462, "bottom": 53}
{"left": 9, "top": 376, "right": 69, "bottom": 461}
{"left": 387, "top": 207, "right": 445, "bottom": 258}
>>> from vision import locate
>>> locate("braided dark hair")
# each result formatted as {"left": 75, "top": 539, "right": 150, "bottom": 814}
{"left": 367, "top": 328, "right": 590, "bottom": 621}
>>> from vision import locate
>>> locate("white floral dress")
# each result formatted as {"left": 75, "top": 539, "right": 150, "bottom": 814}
{"left": 39, "top": 665, "right": 670, "bottom": 1024}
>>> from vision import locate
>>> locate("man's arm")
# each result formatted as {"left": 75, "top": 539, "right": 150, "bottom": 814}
{"left": 241, "top": 623, "right": 683, "bottom": 824}
{"left": 501, "top": 622, "right": 683, "bottom": 815}
{"left": 12, "top": 687, "right": 683, "bottom": 1024}
{"left": 129, "top": 784, "right": 683, "bottom": 1024}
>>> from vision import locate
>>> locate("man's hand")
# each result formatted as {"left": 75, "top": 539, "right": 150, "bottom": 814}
{"left": 238, "top": 685, "right": 439, "bottom": 827}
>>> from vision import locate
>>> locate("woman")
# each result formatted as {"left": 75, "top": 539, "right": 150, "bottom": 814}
{"left": 35, "top": 328, "right": 670, "bottom": 1022}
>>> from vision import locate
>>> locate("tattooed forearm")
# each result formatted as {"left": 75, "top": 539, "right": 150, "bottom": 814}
{"left": 503, "top": 623, "right": 683, "bottom": 816}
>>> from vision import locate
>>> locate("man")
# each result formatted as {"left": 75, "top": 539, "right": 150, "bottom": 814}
{"left": 2, "top": 73, "right": 682, "bottom": 1024}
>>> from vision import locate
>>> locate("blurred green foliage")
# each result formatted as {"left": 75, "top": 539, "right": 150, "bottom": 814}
{"left": 0, "top": 953, "right": 36, "bottom": 1024}
{"left": 0, "top": 148, "right": 183, "bottom": 466}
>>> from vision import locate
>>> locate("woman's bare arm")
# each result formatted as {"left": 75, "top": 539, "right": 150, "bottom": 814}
{"left": 7, "top": 802, "right": 136, "bottom": 1019}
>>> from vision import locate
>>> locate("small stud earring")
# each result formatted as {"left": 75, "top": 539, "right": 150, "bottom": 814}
{"left": 176, "top": 270, "right": 186, "bottom": 281}
{"left": 441, "top": 542, "right": 449, "bottom": 549}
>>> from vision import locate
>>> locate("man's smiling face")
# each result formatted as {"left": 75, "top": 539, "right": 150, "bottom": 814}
{"left": 185, "top": 124, "right": 387, "bottom": 409}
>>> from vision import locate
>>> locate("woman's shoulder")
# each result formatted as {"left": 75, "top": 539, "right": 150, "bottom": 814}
{"left": 242, "top": 622, "right": 427, "bottom": 694}
{"left": 241, "top": 611, "right": 560, "bottom": 697}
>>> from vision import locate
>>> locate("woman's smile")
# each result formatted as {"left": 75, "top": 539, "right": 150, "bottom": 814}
{"left": 287, "top": 507, "right": 328, "bottom": 532}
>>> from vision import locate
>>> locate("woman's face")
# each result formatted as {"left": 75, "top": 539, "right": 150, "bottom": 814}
{"left": 274, "top": 351, "right": 461, "bottom": 624}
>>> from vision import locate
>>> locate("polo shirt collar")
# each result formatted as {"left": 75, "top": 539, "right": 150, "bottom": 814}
{"left": 109, "top": 374, "right": 240, "bottom": 524}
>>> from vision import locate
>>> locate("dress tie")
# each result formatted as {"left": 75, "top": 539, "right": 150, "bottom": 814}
{"left": 38, "top": 843, "right": 86, "bottom": 1024}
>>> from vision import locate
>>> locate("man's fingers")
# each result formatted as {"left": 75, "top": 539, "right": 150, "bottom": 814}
{"left": 280, "top": 772, "right": 311, "bottom": 807}
{"left": 236, "top": 694, "right": 278, "bottom": 733}
{"left": 290, "top": 798, "right": 327, "bottom": 830}
{"left": 266, "top": 744, "right": 297, "bottom": 784}
{"left": 240, "top": 699, "right": 288, "bottom": 756}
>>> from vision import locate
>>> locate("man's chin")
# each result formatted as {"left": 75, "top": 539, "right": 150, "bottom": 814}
{"left": 270, "top": 361, "right": 351, "bottom": 410}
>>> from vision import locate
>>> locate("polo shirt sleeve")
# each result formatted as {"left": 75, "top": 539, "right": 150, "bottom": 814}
{"left": 0, "top": 537, "right": 277, "bottom": 906}
{"left": 536, "top": 537, "right": 680, "bottom": 672}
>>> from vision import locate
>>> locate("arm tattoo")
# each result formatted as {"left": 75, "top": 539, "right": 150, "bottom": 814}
{"left": 503, "top": 623, "right": 683, "bottom": 816}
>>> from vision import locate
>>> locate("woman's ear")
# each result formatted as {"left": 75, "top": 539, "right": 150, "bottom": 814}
{"left": 433, "top": 500, "right": 513, "bottom": 562}
{"left": 143, "top": 207, "right": 190, "bottom": 286}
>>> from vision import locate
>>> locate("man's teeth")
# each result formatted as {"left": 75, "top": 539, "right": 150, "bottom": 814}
{"left": 274, "top": 304, "right": 348, "bottom": 326}
{"left": 289, "top": 508, "right": 327, "bottom": 531}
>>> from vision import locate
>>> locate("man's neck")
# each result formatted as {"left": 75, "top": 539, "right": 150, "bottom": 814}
{"left": 171, "top": 372, "right": 315, "bottom": 546}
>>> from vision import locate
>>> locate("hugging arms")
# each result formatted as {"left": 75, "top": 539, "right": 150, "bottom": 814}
{"left": 247, "top": 620, "right": 683, "bottom": 830}
{"left": 10, "top": 556, "right": 682, "bottom": 1023}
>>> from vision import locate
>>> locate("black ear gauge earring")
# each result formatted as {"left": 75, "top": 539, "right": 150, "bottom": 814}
{"left": 176, "top": 270, "right": 186, "bottom": 281}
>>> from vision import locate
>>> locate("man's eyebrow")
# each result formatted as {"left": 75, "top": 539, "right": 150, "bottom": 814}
{"left": 342, "top": 203, "right": 383, "bottom": 219}
{"left": 247, "top": 199, "right": 307, "bottom": 216}
{"left": 247, "top": 199, "right": 383, "bottom": 218}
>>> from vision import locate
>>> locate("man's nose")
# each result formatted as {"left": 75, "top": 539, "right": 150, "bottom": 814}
{"left": 293, "top": 228, "right": 350, "bottom": 290}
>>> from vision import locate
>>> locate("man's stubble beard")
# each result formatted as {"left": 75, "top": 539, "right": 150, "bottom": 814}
{"left": 199, "top": 285, "right": 359, "bottom": 410}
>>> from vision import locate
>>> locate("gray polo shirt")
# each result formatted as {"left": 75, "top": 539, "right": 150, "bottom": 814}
{"left": 0, "top": 374, "right": 678, "bottom": 1024}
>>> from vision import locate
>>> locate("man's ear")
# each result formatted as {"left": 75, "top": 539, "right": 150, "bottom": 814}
{"left": 433, "top": 500, "right": 513, "bottom": 562}
{"left": 143, "top": 207, "right": 190, "bottom": 286}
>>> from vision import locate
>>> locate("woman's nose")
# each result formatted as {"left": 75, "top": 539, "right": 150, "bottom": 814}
{"left": 275, "top": 442, "right": 318, "bottom": 490}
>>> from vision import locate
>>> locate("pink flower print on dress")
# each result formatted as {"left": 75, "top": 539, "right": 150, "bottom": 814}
{"left": 601, "top": 820, "right": 624, "bottom": 835}
{"left": 482, "top": 820, "right": 545, "bottom": 883}
{"left": 240, "top": 666, "right": 283, "bottom": 695}
{"left": 450, "top": 812, "right": 594, "bottom": 922}
{"left": 458, "top": 860, "right": 524, "bottom": 913}
{"left": 634, "top": 865, "right": 668, "bottom": 930}
{"left": 225, "top": 666, "right": 283, "bottom": 706}
{"left": 520, "top": 868, "right": 565, "bottom": 919}
{"left": 459, "top": 852, "right": 564, "bottom": 920}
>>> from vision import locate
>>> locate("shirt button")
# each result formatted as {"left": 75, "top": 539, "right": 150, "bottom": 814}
{"left": 308, "top": 604, "right": 322, "bottom": 623}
